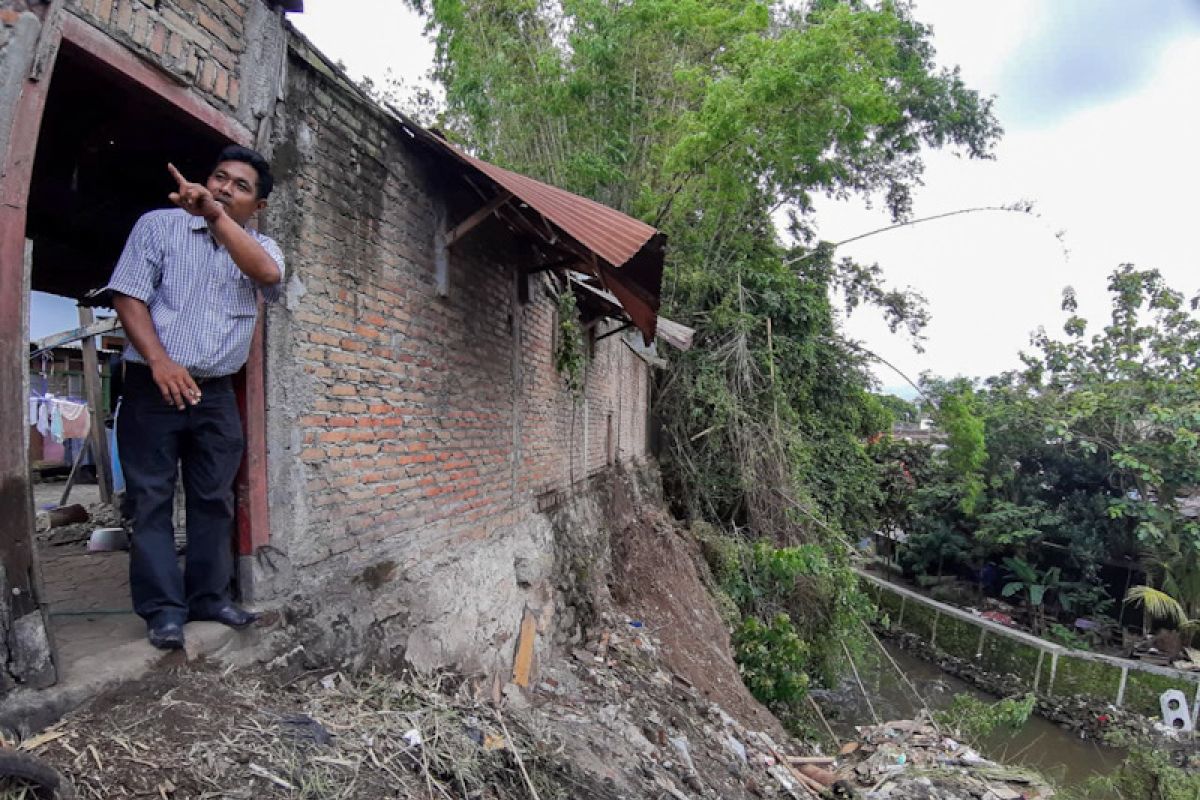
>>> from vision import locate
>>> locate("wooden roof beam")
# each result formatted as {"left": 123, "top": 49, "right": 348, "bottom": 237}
{"left": 445, "top": 190, "right": 513, "bottom": 248}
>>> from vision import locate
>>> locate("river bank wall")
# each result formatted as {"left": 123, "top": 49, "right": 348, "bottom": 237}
{"left": 861, "top": 569, "right": 1200, "bottom": 737}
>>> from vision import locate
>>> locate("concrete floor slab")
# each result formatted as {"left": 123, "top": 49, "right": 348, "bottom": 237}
{"left": 0, "top": 620, "right": 255, "bottom": 735}
{"left": 11, "top": 485, "right": 252, "bottom": 736}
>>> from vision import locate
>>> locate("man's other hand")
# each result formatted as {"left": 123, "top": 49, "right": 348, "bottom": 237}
{"left": 168, "top": 163, "right": 223, "bottom": 223}
{"left": 149, "top": 358, "right": 202, "bottom": 410}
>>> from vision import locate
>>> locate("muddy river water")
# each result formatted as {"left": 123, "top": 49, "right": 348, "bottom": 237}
{"left": 823, "top": 643, "right": 1123, "bottom": 790}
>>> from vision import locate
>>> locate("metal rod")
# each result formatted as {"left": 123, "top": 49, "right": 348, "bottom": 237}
{"left": 595, "top": 321, "right": 634, "bottom": 342}
{"left": 58, "top": 439, "right": 89, "bottom": 507}
{"left": 842, "top": 640, "right": 881, "bottom": 725}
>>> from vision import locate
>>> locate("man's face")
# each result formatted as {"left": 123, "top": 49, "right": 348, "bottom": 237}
{"left": 206, "top": 159, "right": 266, "bottom": 224}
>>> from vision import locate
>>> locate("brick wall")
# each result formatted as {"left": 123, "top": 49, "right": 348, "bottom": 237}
{"left": 256, "top": 38, "right": 653, "bottom": 674}
{"left": 64, "top": 0, "right": 278, "bottom": 114}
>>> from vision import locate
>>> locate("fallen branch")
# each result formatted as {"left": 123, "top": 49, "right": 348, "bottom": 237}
{"left": 496, "top": 709, "right": 540, "bottom": 800}
{"left": 248, "top": 762, "right": 294, "bottom": 791}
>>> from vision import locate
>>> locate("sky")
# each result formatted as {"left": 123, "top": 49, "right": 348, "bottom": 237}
{"left": 38, "top": 2, "right": 1199, "bottom": 392}
{"left": 817, "top": 1, "right": 1200, "bottom": 392}
{"left": 286, "top": 0, "right": 1200, "bottom": 395}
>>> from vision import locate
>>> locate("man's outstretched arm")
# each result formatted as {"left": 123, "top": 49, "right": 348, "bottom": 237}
{"left": 167, "top": 162, "right": 282, "bottom": 285}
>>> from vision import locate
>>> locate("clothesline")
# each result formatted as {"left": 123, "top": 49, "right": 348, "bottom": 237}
{"left": 29, "top": 393, "right": 91, "bottom": 443}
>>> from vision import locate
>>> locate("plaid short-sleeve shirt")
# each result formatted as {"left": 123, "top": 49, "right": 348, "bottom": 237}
{"left": 106, "top": 208, "right": 286, "bottom": 378}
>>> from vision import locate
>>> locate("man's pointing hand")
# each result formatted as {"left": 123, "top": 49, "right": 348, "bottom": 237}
{"left": 167, "top": 163, "right": 223, "bottom": 223}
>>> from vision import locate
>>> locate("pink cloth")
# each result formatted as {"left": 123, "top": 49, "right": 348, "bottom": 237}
{"left": 58, "top": 400, "right": 90, "bottom": 440}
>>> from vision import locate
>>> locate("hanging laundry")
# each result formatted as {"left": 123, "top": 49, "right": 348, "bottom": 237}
{"left": 50, "top": 401, "right": 64, "bottom": 442}
{"left": 59, "top": 400, "right": 90, "bottom": 440}
{"left": 36, "top": 399, "right": 51, "bottom": 438}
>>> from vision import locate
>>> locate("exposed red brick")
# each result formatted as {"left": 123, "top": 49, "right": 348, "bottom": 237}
{"left": 115, "top": 0, "right": 133, "bottom": 32}
{"left": 149, "top": 22, "right": 167, "bottom": 55}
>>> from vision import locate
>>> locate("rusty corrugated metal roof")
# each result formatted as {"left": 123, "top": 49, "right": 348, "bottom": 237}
{"left": 463, "top": 159, "right": 657, "bottom": 271}
{"left": 569, "top": 275, "right": 694, "bottom": 353}
{"left": 397, "top": 118, "right": 667, "bottom": 342}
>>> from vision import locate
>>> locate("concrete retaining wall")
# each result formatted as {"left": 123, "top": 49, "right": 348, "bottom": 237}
{"left": 862, "top": 570, "right": 1200, "bottom": 724}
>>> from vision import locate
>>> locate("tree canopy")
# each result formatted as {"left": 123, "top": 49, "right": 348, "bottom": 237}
{"left": 880, "top": 266, "right": 1200, "bottom": 643}
{"left": 402, "top": 0, "right": 1002, "bottom": 713}
{"left": 404, "top": 0, "right": 1000, "bottom": 540}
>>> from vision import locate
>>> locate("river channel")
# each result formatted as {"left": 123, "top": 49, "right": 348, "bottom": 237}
{"left": 822, "top": 643, "right": 1123, "bottom": 790}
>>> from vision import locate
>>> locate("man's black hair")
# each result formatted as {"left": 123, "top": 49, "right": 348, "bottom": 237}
{"left": 213, "top": 144, "right": 274, "bottom": 199}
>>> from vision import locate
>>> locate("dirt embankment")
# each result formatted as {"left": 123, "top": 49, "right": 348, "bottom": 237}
{"left": 606, "top": 494, "right": 785, "bottom": 739}
{"left": 10, "top": 469, "right": 818, "bottom": 799}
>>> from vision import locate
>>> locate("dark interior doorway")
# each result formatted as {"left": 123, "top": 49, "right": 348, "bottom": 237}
{"left": 28, "top": 40, "right": 226, "bottom": 299}
{"left": 25, "top": 38, "right": 231, "bottom": 673}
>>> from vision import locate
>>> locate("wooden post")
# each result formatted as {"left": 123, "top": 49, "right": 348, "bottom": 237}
{"left": 0, "top": 19, "right": 60, "bottom": 690}
{"left": 77, "top": 305, "right": 112, "bottom": 504}
{"left": 433, "top": 199, "right": 449, "bottom": 297}
{"left": 21, "top": 239, "right": 32, "bottom": 494}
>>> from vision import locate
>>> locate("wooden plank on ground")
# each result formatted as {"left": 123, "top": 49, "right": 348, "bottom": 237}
{"left": 511, "top": 608, "right": 538, "bottom": 688}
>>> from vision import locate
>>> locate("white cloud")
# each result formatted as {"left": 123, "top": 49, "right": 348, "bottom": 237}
{"left": 290, "top": 0, "right": 433, "bottom": 91}
{"left": 827, "top": 32, "right": 1200, "bottom": 385}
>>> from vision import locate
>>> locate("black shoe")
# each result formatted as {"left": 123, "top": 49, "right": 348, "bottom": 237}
{"left": 192, "top": 604, "right": 259, "bottom": 629}
{"left": 148, "top": 622, "right": 185, "bottom": 650}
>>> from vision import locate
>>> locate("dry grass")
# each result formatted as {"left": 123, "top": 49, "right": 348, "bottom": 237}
{"left": 26, "top": 664, "right": 589, "bottom": 800}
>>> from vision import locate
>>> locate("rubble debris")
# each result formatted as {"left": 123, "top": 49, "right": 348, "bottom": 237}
{"left": 18, "top": 609, "right": 1061, "bottom": 800}
{"left": 843, "top": 715, "right": 1055, "bottom": 799}
{"left": 20, "top": 492, "right": 1059, "bottom": 799}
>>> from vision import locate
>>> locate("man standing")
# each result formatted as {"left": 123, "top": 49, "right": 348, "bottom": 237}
{"left": 107, "top": 145, "right": 284, "bottom": 650}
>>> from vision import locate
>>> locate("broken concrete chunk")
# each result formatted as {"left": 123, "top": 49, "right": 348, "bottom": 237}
{"left": 668, "top": 735, "right": 697, "bottom": 775}
{"left": 723, "top": 733, "right": 748, "bottom": 765}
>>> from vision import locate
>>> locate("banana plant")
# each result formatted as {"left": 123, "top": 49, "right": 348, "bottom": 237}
{"left": 1124, "top": 585, "right": 1195, "bottom": 639}
{"left": 1001, "top": 557, "right": 1061, "bottom": 634}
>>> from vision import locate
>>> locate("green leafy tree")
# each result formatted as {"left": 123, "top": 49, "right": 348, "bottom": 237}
{"left": 1032, "top": 267, "right": 1200, "bottom": 630}
{"left": 406, "top": 0, "right": 1000, "bottom": 541}
{"left": 932, "top": 384, "right": 987, "bottom": 515}
{"left": 405, "top": 0, "right": 1000, "bottom": 698}
{"left": 868, "top": 435, "right": 934, "bottom": 537}
{"left": 890, "top": 267, "right": 1200, "bottom": 640}
{"left": 876, "top": 393, "right": 922, "bottom": 425}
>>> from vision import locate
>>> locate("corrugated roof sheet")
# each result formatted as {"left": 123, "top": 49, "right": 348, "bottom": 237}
{"left": 397, "top": 118, "right": 667, "bottom": 342}
{"left": 569, "top": 276, "right": 694, "bottom": 353}
{"left": 463, "top": 158, "right": 658, "bottom": 271}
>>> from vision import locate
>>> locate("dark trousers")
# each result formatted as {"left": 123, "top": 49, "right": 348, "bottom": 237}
{"left": 117, "top": 363, "right": 244, "bottom": 626}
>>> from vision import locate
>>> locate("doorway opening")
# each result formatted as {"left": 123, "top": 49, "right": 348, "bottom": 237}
{"left": 24, "top": 38, "right": 234, "bottom": 674}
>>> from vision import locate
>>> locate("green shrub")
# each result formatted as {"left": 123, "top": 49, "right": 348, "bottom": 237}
{"left": 1067, "top": 746, "right": 1200, "bottom": 800}
{"left": 691, "top": 521, "right": 741, "bottom": 586}
{"left": 722, "top": 540, "right": 870, "bottom": 687}
{"left": 1046, "top": 622, "right": 1092, "bottom": 651}
{"left": 733, "top": 614, "right": 811, "bottom": 710}
{"left": 934, "top": 693, "right": 1035, "bottom": 743}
